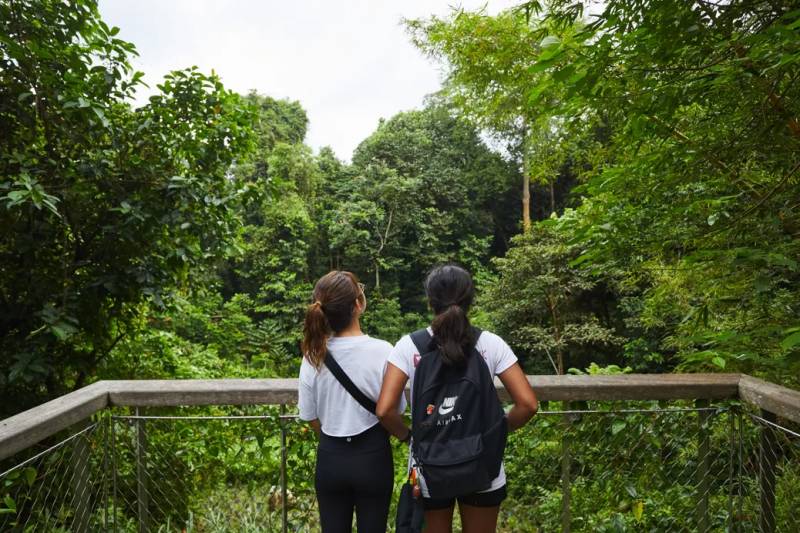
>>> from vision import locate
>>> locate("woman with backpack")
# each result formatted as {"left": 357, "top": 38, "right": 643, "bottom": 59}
{"left": 376, "top": 264, "right": 538, "bottom": 533}
{"left": 298, "top": 270, "right": 405, "bottom": 533}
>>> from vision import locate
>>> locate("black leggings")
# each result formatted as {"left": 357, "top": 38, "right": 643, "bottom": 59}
{"left": 315, "top": 423, "right": 394, "bottom": 533}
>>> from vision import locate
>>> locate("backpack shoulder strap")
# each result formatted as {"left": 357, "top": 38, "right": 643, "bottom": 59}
{"left": 323, "top": 352, "right": 377, "bottom": 415}
{"left": 409, "top": 328, "right": 435, "bottom": 356}
{"left": 472, "top": 327, "right": 483, "bottom": 347}
{"left": 411, "top": 327, "right": 483, "bottom": 357}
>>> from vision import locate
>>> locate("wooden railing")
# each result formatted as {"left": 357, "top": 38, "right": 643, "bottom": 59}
{"left": 0, "top": 373, "right": 798, "bottom": 532}
{"left": 1, "top": 373, "right": 767, "bottom": 461}
{"left": 4, "top": 373, "right": 799, "bottom": 461}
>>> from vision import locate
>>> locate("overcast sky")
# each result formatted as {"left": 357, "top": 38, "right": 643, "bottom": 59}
{"left": 99, "top": 1, "right": 519, "bottom": 161}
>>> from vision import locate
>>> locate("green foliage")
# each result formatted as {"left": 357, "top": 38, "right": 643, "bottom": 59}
{"left": 407, "top": 9, "right": 581, "bottom": 222}
{"left": 361, "top": 293, "right": 426, "bottom": 345}
{"left": 500, "top": 402, "right": 743, "bottom": 532}
{"left": 99, "top": 294, "right": 294, "bottom": 381}
{"left": 411, "top": 0, "right": 800, "bottom": 386}
{"left": 538, "top": 0, "right": 800, "bottom": 385}
{"left": 231, "top": 190, "right": 315, "bottom": 356}
{"left": 212, "top": 91, "right": 322, "bottom": 370}
{"left": 484, "top": 222, "right": 624, "bottom": 374}
{"left": 0, "top": 0, "right": 256, "bottom": 412}
{"left": 5, "top": 1, "right": 800, "bottom": 530}
{"left": 246, "top": 92, "right": 308, "bottom": 148}
{"left": 341, "top": 106, "right": 519, "bottom": 307}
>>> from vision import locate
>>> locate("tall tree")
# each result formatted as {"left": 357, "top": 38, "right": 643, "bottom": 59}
{"left": 343, "top": 106, "right": 520, "bottom": 307}
{"left": 411, "top": 1, "right": 800, "bottom": 383}
{"left": 483, "top": 0, "right": 800, "bottom": 382}
{"left": 407, "top": 9, "right": 571, "bottom": 229}
{"left": 0, "top": 0, "right": 256, "bottom": 409}
{"left": 485, "top": 222, "right": 623, "bottom": 374}
{"left": 236, "top": 92, "right": 309, "bottom": 183}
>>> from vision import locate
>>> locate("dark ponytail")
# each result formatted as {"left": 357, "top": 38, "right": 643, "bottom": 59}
{"left": 301, "top": 271, "right": 364, "bottom": 368}
{"left": 425, "top": 264, "right": 475, "bottom": 366}
{"left": 302, "top": 301, "right": 330, "bottom": 369}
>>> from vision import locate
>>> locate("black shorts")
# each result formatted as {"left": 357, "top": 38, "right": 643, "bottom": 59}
{"left": 422, "top": 485, "right": 507, "bottom": 510}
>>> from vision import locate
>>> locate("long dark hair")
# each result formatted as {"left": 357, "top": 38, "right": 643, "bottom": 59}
{"left": 302, "top": 271, "right": 364, "bottom": 368}
{"left": 425, "top": 264, "right": 475, "bottom": 366}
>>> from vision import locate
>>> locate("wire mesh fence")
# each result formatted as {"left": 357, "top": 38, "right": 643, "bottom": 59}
{"left": 0, "top": 420, "right": 109, "bottom": 532}
{"left": 107, "top": 406, "right": 319, "bottom": 533}
{"left": 501, "top": 403, "right": 735, "bottom": 532}
{"left": 1, "top": 400, "right": 798, "bottom": 532}
{"left": 734, "top": 410, "right": 800, "bottom": 533}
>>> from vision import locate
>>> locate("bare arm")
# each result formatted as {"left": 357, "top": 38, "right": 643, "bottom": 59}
{"left": 376, "top": 363, "right": 411, "bottom": 441}
{"left": 498, "top": 363, "right": 538, "bottom": 431}
{"left": 308, "top": 418, "right": 321, "bottom": 436}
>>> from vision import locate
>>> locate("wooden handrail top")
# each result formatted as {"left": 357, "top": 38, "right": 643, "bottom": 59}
{"left": 104, "top": 373, "right": 742, "bottom": 406}
{"left": 1, "top": 373, "right": 798, "bottom": 462}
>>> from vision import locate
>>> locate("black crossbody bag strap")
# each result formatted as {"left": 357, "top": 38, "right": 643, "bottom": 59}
{"left": 323, "top": 351, "right": 377, "bottom": 414}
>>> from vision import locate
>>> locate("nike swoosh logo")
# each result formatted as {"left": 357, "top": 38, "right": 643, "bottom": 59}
{"left": 438, "top": 405, "right": 455, "bottom": 415}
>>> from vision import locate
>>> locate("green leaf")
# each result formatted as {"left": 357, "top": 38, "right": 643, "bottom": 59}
{"left": 92, "top": 106, "right": 111, "bottom": 128}
{"left": 781, "top": 331, "right": 800, "bottom": 351}
{"left": 569, "top": 251, "right": 595, "bottom": 267}
{"left": 552, "top": 64, "right": 576, "bottom": 83}
{"left": 538, "top": 44, "right": 564, "bottom": 62}
{"left": 568, "top": 69, "right": 588, "bottom": 85}
{"left": 753, "top": 275, "right": 770, "bottom": 293}
{"left": 24, "top": 467, "right": 36, "bottom": 487}
{"left": 528, "top": 56, "right": 560, "bottom": 74}
{"left": 540, "top": 35, "right": 561, "bottom": 49}
{"left": 2, "top": 495, "right": 15, "bottom": 512}
{"left": 711, "top": 356, "right": 726, "bottom": 369}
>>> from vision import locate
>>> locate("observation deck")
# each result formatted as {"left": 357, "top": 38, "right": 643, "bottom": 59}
{"left": 1, "top": 374, "right": 798, "bottom": 532}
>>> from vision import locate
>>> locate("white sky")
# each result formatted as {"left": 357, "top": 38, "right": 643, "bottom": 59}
{"left": 99, "top": 1, "right": 519, "bottom": 161}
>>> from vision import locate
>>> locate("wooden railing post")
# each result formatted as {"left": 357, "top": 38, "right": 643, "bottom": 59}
{"left": 696, "top": 399, "right": 710, "bottom": 532}
{"left": 758, "top": 410, "right": 777, "bottom": 533}
{"left": 135, "top": 409, "right": 149, "bottom": 533}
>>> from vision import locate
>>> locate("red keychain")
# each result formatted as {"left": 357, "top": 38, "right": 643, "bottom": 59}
{"left": 410, "top": 467, "right": 422, "bottom": 499}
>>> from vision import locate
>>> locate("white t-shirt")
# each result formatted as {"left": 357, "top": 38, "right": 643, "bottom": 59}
{"left": 298, "top": 335, "right": 406, "bottom": 437}
{"left": 387, "top": 328, "right": 518, "bottom": 495}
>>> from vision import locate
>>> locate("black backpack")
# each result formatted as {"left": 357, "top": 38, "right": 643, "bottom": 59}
{"left": 409, "top": 327, "right": 508, "bottom": 499}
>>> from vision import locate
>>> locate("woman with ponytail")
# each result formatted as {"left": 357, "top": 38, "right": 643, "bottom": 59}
{"left": 376, "top": 265, "right": 538, "bottom": 533}
{"left": 298, "top": 271, "right": 405, "bottom": 533}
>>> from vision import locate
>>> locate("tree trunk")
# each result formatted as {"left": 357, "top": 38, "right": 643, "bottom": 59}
{"left": 549, "top": 179, "right": 556, "bottom": 216}
{"left": 520, "top": 131, "right": 532, "bottom": 232}
{"left": 522, "top": 171, "right": 531, "bottom": 232}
